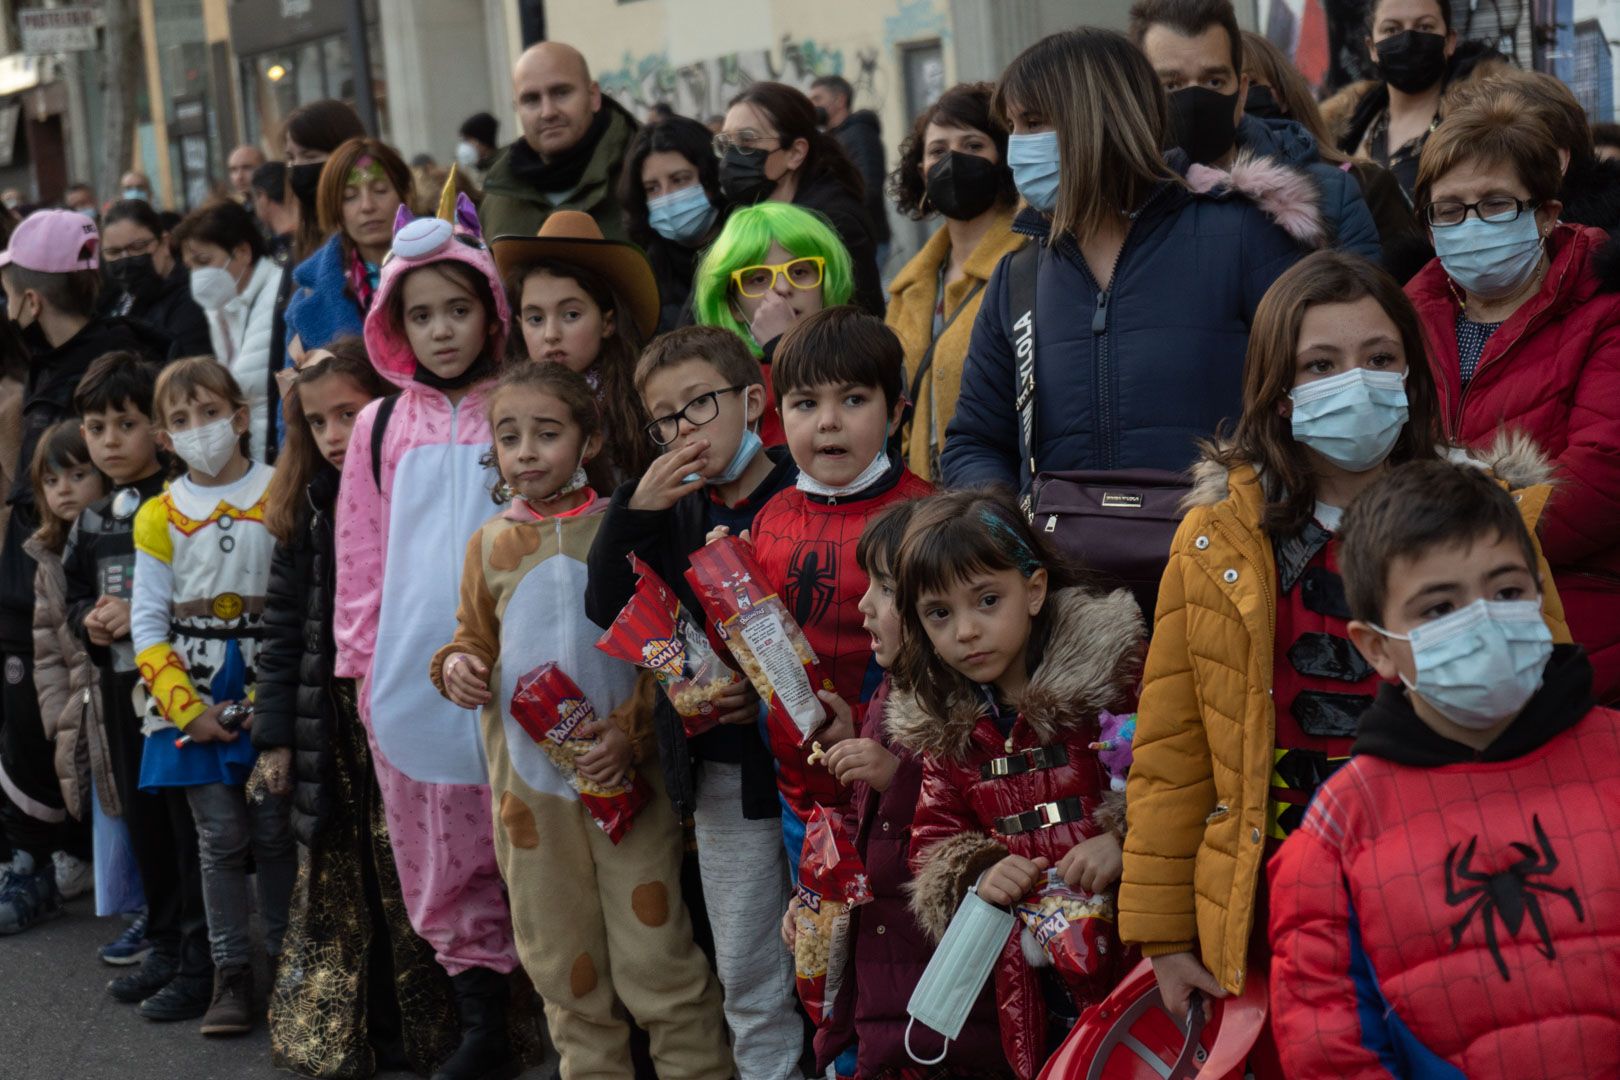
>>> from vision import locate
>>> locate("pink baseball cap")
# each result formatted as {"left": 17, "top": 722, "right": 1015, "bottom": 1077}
{"left": 0, "top": 209, "right": 99, "bottom": 273}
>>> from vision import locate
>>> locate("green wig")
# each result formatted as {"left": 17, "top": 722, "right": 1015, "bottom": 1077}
{"left": 691, "top": 202, "right": 855, "bottom": 355}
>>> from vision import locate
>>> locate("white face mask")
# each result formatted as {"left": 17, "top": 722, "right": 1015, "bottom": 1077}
{"left": 169, "top": 415, "right": 240, "bottom": 477}
{"left": 455, "top": 141, "right": 481, "bottom": 169}
{"left": 190, "top": 261, "right": 247, "bottom": 311}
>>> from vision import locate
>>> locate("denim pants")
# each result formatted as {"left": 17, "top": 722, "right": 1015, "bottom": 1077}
{"left": 185, "top": 781, "right": 296, "bottom": 969}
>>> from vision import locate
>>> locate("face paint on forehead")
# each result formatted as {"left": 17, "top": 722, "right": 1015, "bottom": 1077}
{"left": 346, "top": 157, "right": 387, "bottom": 188}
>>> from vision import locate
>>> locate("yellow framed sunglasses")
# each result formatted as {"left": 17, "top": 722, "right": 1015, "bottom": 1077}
{"left": 729, "top": 256, "right": 826, "bottom": 298}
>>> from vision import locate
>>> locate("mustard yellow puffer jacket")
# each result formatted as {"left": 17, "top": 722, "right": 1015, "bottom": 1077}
{"left": 1118, "top": 433, "right": 1570, "bottom": 996}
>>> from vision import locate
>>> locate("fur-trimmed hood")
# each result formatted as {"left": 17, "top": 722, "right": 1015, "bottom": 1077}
{"left": 1181, "top": 429, "right": 1558, "bottom": 513}
{"left": 1186, "top": 151, "right": 1326, "bottom": 247}
{"left": 886, "top": 587, "right": 1144, "bottom": 761}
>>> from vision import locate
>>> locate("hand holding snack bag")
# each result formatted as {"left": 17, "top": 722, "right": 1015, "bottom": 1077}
{"left": 596, "top": 555, "right": 740, "bottom": 738}
{"left": 1013, "top": 867, "right": 1123, "bottom": 999}
{"left": 509, "top": 663, "right": 650, "bottom": 843}
{"left": 793, "top": 805, "right": 873, "bottom": 1025}
{"left": 685, "top": 536, "right": 836, "bottom": 748}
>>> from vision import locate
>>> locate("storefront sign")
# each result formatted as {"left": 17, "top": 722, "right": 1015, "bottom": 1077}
{"left": 228, "top": 0, "right": 375, "bottom": 56}
{"left": 19, "top": 8, "right": 98, "bottom": 54}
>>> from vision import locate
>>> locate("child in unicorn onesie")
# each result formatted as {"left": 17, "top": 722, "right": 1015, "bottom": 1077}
{"left": 333, "top": 191, "right": 523, "bottom": 1080}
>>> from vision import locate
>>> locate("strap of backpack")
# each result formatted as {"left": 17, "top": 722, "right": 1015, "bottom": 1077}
{"left": 908, "top": 277, "right": 988, "bottom": 408}
{"left": 370, "top": 393, "right": 400, "bottom": 489}
{"left": 1007, "top": 242, "right": 1040, "bottom": 518}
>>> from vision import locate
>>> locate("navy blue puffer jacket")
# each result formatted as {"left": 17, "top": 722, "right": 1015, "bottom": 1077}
{"left": 941, "top": 170, "right": 1306, "bottom": 490}
{"left": 1235, "top": 115, "right": 1380, "bottom": 263}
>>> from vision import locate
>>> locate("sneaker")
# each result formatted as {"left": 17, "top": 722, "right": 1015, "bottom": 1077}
{"left": 138, "top": 972, "right": 213, "bottom": 1022}
{"left": 101, "top": 911, "right": 152, "bottom": 965}
{"left": 52, "top": 851, "right": 92, "bottom": 900}
{"left": 0, "top": 852, "right": 63, "bottom": 934}
{"left": 108, "top": 950, "right": 177, "bottom": 1003}
{"left": 199, "top": 964, "right": 254, "bottom": 1036}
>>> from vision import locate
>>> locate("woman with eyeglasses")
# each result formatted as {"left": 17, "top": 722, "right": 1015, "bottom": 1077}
{"left": 715, "top": 82, "right": 885, "bottom": 316}
{"left": 690, "top": 201, "right": 855, "bottom": 447}
{"left": 1406, "top": 89, "right": 1620, "bottom": 702}
{"left": 100, "top": 200, "right": 212, "bottom": 361}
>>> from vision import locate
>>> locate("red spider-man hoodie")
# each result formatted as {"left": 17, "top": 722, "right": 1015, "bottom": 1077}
{"left": 748, "top": 454, "right": 932, "bottom": 824}
{"left": 1269, "top": 645, "right": 1620, "bottom": 1079}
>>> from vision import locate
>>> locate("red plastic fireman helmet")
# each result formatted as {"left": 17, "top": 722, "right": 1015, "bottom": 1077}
{"left": 1037, "top": 959, "right": 1267, "bottom": 1080}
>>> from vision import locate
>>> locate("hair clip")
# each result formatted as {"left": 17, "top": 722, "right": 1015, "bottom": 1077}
{"left": 980, "top": 507, "right": 1042, "bottom": 577}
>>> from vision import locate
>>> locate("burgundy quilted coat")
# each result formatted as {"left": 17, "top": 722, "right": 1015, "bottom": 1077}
{"left": 813, "top": 677, "right": 1007, "bottom": 1077}
{"left": 889, "top": 587, "right": 1143, "bottom": 1079}
{"left": 1407, "top": 223, "right": 1620, "bottom": 700}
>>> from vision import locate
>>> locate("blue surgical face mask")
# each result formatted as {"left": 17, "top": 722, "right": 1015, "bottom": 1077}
{"left": 122, "top": 188, "right": 148, "bottom": 202}
{"left": 1373, "top": 598, "right": 1552, "bottom": 729}
{"left": 647, "top": 184, "right": 718, "bottom": 246}
{"left": 1289, "top": 367, "right": 1409, "bottom": 473}
{"left": 906, "top": 887, "right": 1014, "bottom": 1064}
{"left": 1432, "top": 212, "right": 1546, "bottom": 301}
{"left": 1006, "top": 131, "right": 1061, "bottom": 214}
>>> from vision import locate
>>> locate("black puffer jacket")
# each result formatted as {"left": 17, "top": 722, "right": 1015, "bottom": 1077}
{"left": 252, "top": 466, "right": 338, "bottom": 845}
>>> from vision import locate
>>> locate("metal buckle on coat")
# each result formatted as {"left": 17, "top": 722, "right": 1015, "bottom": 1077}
{"left": 993, "top": 795, "right": 1086, "bottom": 836}
{"left": 981, "top": 744, "right": 1070, "bottom": 780}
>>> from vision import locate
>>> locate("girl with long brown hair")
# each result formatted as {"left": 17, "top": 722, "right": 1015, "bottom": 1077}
{"left": 1118, "top": 250, "right": 1568, "bottom": 1078}
{"left": 254, "top": 337, "right": 457, "bottom": 1075}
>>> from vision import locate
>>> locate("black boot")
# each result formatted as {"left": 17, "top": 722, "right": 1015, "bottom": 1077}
{"left": 429, "top": 968, "right": 520, "bottom": 1080}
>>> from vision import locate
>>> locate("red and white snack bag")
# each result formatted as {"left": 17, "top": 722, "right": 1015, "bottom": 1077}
{"left": 1013, "top": 867, "right": 1122, "bottom": 999}
{"left": 508, "top": 663, "right": 650, "bottom": 844}
{"left": 685, "top": 537, "right": 834, "bottom": 746}
{"left": 596, "top": 555, "right": 739, "bottom": 738}
{"left": 793, "top": 805, "right": 873, "bottom": 1025}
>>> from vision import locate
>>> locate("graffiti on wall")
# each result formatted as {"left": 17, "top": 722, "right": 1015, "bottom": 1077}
{"left": 599, "top": 34, "right": 886, "bottom": 121}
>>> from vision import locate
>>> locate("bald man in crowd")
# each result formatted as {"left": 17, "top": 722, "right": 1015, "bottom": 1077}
{"left": 479, "top": 41, "right": 640, "bottom": 241}
{"left": 227, "top": 144, "right": 266, "bottom": 201}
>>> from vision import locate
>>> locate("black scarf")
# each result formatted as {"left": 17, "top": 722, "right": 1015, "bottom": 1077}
{"left": 508, "top": 104, "right": 614, "bottom": 194}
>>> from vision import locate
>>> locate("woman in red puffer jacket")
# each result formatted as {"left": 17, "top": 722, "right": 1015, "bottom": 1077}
{"left": 1406, "top": 88, "right": 1620, "bottom": 701}
{"left": 887, "top": 492, "right": 1143, "bottom": 1080}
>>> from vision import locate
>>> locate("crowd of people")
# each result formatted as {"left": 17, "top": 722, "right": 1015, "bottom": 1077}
{"left": 1, "top": 0, "right": 1617, "bottom": 1077}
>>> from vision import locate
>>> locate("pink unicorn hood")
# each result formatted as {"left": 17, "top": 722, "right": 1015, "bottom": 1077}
{"left": 361, "top": 190, "right": 512, "bottom": 386}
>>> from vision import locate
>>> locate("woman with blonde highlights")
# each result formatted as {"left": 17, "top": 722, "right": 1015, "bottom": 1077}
{"left": 941, "top": 28, "right": 1305, "bottom": 493}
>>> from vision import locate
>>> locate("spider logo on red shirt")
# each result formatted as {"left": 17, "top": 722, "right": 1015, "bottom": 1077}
{"left": 1444, "top": 814, "right": 1585, "bottom": 982}
{"left": 785, "top": 540, "right": 838, "bottom": 627}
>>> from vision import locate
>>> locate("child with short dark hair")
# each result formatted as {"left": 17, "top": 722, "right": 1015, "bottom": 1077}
{"left": 740, "top": 306, "right": 930, "bottom": 859}
{"left": 0, "top": 210, "right": 152, "bottom": 936}
{"left": 584, "top": 322, "right": 803, "bottom": 1080}
{"left": 1270, "top": 459, "right": 1620, "bottom": 1078}
{"left": 65, "top": 351, "right": 217, "bottom": 1007}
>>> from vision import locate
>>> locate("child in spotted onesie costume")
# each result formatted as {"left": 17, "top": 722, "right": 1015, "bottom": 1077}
{"left": 432, "top": 362, "right": 730, "bottom": 1079}
{"left": 333, "top": 188, "right": 527, "bottom": 1078}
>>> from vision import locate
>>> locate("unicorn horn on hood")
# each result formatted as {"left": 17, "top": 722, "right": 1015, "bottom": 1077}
{"left": 437, "top": 164, "right": 461, "bottom": 221}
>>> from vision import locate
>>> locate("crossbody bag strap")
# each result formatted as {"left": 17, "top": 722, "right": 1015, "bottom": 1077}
{"left": 908, "top": 277, "right": 989, "bottom": 408}
{"left": 1007, "top": 241, "right": 1041, "bottom": 518}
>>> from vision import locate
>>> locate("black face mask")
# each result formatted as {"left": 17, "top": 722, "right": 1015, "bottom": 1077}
{"left": 813, "top": 106, "right": 830, "bottom": 127}
{"left": 719, "top": 147, "right": 776, "bottom": 207}
{"left": 1374, "top": 29, "right": 1449, "bottom": 94}
{"left": 1244, "top": 84, "right": 1286, "bottom": 121}
{"left": 1167, "top": 86, "right": 1240, "bottom": 167}
{"left": 287, "top": 161, "right": 324, "bottom": 216}
{"left": 106, "top": 253, "right": 164, "bottom": 303}
{"left": 924, "top": 151, "right": 1003, "bottom": 221}
{"left": 413, "top": 353, "right": 495, "bottom": 392}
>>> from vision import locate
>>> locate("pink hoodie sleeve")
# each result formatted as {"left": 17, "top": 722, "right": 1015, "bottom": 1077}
{"left": 334, "top": 398, "right": 385, "bottom": 680}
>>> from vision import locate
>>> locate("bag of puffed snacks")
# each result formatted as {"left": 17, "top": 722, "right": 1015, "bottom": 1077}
{"left": 793, "top": 805, "right": 873, "bottom": 1025}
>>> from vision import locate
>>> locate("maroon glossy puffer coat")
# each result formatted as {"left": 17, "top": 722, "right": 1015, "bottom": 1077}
{"left": 889, "top": 587, "right": 1143, "bottom": 1079}
{"left": 1407, "top": 223, "right": 1620, "bottom": 701}
{"left": 814, "top": 678, "right": 1008, "bottom": 1077}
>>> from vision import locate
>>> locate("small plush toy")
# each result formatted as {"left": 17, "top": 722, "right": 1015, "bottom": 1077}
{"left": 1091, "top": 710, "right": 1136, "bottom": 791}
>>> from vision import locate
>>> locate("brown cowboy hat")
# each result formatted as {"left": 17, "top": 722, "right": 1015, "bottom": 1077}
{"left": 491, "top": 211, "right": 660, "bottom": 340}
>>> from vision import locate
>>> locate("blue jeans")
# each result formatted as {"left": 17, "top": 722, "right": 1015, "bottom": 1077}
{"left": 185, "top": 781, "right": 295, "bottom": 968}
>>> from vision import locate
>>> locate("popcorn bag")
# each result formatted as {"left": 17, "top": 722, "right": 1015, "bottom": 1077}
{"left": 596, "top": 555, "right": 740, "bottom": 738}
{"left": 793, "top": 805, "right": 873, "bottom": 1025}
{"left": 685, "top": 537, "right": 835, "bottom": 746}
{"left": 1014, "top": 868, "right": 1122, "bottom": 998}
{"left": 508, "top": 663, "right": 650, "bottom": 843}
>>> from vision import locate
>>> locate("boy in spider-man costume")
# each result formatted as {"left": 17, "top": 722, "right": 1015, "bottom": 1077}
{"left": 729, "top": 307, "right": 930, "bottom": 868}
{"left": 1269, "top": 460, "right": 1620, "bottom": 1079}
